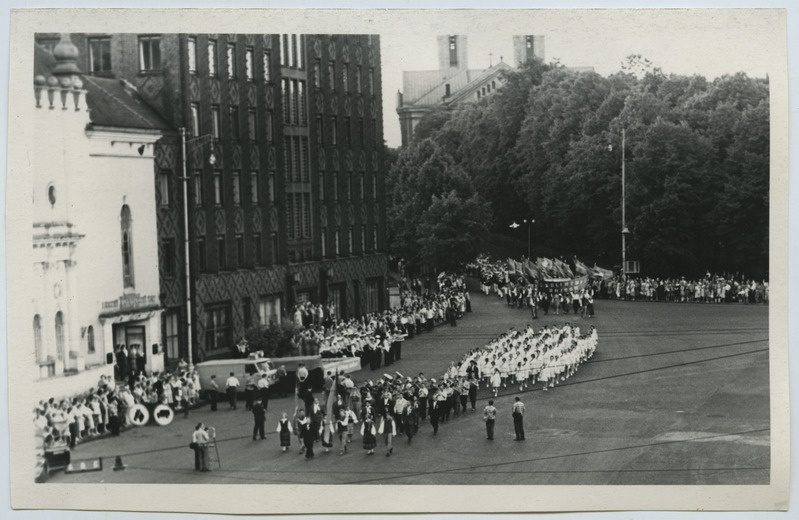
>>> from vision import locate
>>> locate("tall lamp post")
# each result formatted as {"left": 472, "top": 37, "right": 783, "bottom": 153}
{"left": 523, "top": 218, "right": 535, "bottom": 259}
{"left": 609, "top": 128, "right": 629, "bottom": 284}
{"left": 180, "top": 128, "right": 216, "bottom": 367}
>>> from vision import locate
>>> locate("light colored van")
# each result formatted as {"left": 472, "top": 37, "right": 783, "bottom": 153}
{"left": 195, "top": 357, "right": 278, "bottom": 397}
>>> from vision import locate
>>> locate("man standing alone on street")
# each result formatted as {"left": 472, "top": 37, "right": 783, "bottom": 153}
{"left": 483, "top": 399, "right": 497, "bottom": 440}
{"left": 252, "top": 399, "right": 266, "bottom": 440}
{"left": 512, "top": 396, "right": 526, "bottom": 441}
{"left": 225, "top": 372, "right": 240, "bottom": 410}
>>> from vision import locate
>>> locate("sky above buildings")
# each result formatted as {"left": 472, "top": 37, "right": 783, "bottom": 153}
{"left": 376, "top": 9, "right": 780, "bottom": 147}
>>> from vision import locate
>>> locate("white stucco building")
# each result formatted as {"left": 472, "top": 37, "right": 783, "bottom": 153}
{"left": 32, "top": 35, "right": 171, "bottom": 400}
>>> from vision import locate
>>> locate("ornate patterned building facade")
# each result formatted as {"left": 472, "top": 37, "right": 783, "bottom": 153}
{"left": 37, "top": 33, "right": 389, "bottom": 363}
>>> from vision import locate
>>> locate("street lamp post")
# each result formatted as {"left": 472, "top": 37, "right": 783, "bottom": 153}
{"left": 609, "top": 128, "right": 628, "bottom": 284}
{"left": 179, "top": 128, "right": 216, "bottom": 367}
{"left": 523, "top": 218, "right": 535, "bottom": 259}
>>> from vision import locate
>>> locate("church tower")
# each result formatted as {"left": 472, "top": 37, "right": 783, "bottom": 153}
{"left": 513, "top": 35, "right": 546, "bottom": 65}
{"left": 437, "top": 35, "right": 468, "bottom": 71}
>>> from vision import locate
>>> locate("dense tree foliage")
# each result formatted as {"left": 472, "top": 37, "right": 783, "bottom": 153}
{"left": 387, "top": 58, "right": 769, "bottom": 278}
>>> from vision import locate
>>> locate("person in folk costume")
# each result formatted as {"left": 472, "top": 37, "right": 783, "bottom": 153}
{"left": 276, "top": 412, "right": 293, "bottom": 452}
{"left": 361, "top": 415, "right": 378, "bottom": 455}
{"left": 293, "top": 408, "right": 308, "bottom": 454}
{"left": 321, "top": 416, "right": 335, "bottom": 453}
{"left": 297, "top": 411, "right": 316, "bottom": 460}
{"left": 428, "top": 385, "right": 441, "bottom": 436}
{"left": 585, "top": 292, "right": 594, "bottom": 318}
{"left": 552, "top": 291, "right": 561, "bottom": 315}
{"left": 337, "top": 407, "right": 358, "bottom": 454}
{"left": 467, "top": 375, "right": 479, "bottom": 411}
{"left": 379, "top": 413, "right": 397, "bottom": 456}
{"left": 515, "top": 360, "right": 530, "bottom": 391}
{"left": 458, "top": 377, "right": 469, "bottom": 414}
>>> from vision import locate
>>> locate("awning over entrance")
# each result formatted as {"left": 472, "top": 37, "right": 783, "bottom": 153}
{"left": 98, "top": 308, "right": 162, "bottom": 325}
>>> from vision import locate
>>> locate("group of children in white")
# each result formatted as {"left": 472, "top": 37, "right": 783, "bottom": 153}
{"left": 447, "top": 323, "right": 599, "bottom": 394}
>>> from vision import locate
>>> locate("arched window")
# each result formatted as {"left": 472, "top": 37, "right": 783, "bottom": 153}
{"left": 121, "top": 205, "right": 135, "bottom": 288}
{"left": 87, "top": 325, "right": 95, "bottom": 353}
{"left": 55, "top": 311, "right": 65, "bottom": 361}
{"left": 33, "top": 315, "right": 43, "bottom": 362}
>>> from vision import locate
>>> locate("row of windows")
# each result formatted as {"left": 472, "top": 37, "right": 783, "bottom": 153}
{"left": 314, "top": 61, "right": 375, "bottom": 97}
{"left": 193, "top": 232, "right": 279, "bottom": 273}
{"left": 314, "top": 115, "right": 378, "bottom": 148}
{"left": 280, "top": 34, "right": 305, "bottom": 70}
{"left": 188, "top": 37, "right": 259, "bottom": 81}
{"left": 189, "top": 103, "right": 271, "bottom": 143}
{"left": 319, "top": 225, "right": 379, "bottom": 258}
{"left": 281, "top": 78, "right": 307, "bottom": 127}
{"left": 286, "top": 192, "right": 312, "bottom": 241}
{"left": 283, "top": 136, "right": 310, "bottom": 183}
{"left": 204, "top": 294, "right": 282, "bottom": 352}
{"left": 160, "top": 168, "right": 378, "bottom": 210}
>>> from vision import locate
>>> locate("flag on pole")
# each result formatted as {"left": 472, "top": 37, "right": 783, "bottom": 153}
{"left": 574, "top": 258, "right": 592, "bottom": 277}
{"left": 522, "top": 259, "right": 539, "bottom": 280}
{"left": 593, "top": 264, "right": 614, "bottom": 280}
{"left": 326, "top": 370, "right": 337, "bottom": 419}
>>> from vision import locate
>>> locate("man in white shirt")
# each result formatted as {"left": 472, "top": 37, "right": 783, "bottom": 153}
{"left": 191, "top": 422, "right": 211, "bottom": 471}
{"left": 225, "top": 372, "right": 240, "bottom": 410}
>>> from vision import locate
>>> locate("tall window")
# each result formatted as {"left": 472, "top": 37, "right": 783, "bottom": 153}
{"left": 213, "top": 171, "right": 223, "bottom": 206}
{"left": 333, "top": 172, "right": 339, "bottom": 201}
{"left": 87, "top": 325, "right": 95, "bottom": 354}
{"left": 328, "top": 61, "right": 335, "bottom": 91}
{"left": 345, "top": 116, "right": 351, "bottom": 147}
{"left": 321, "top": 227, "right": 327, "bottom": 258}
{"left": 373, "top": 224, "right": 379, "bottom": 251}
{"left": 359, "top": 173, "right": 365, "bottom": 200}
{"left": 268, "top": 172, "right": 276, "bottom": 202}
{"left": 164, "top": 311, "right": 180, "bottom": 360}
{"left": 217, "top": 235, "right": 226, "bottom": 270}
{"left": 258, "top": 295, "right": 282, "bottom": 326}
{"left": 372, "top": 172, "right": 377, "bottom": 199}
{"left": 286, "top": 196, "right": 295, "bottom": 240}
{"left": 229, "top": 106, "right": 240, "bottom": 140}
{"left": 226, "top": 43, "right": 237, "bottom": 78}
{"left": 281, "top": 35, "right": 289, "bottom": 66}
{"left": 236, "top": 234, "right": 245, "bottom": 267}
{"left": 371, "top": 118, "right": 377, "bottom": 142}
{"left": 342, "top": 64, "right": 349, "bottom": 91}
{"left": 120, "top": 205, "right": 135, "bottom": 288}
{"left": 208, "top": 40, "right": 218, "bottom": 76}
{"left": 197, "top": 237, "right": 207, "bottom": 272}
{"left": 253, "top": 233, "right": 262, "bottom": 265}
{"left": 319, "top": 171, "right": 325, "bottom": 201}
{"left": 359, "top": 118, "right": 365, "bottom": 147}
{"left": 55, "top": 311, "right": 65, "bottom": 361}
{"left": 247, "top": 108, "right": 257, "bottom": 141}
{"left": 449, "top": 35, "right": 458, "bottom": 66}
{"left": 159, "top": 170, "right": 170, "bottom": 207}
{"left": 250, "top": 171, "right": 259, "bottom": 204}
{"left": 33, "top": 315, "right": 43, "bottom": 363}
{"left": 291, "top": 34, "right": 299, "bottom": 67}
{"left": 232, "top": 171, "right": 241, "bottom": 206}
{"left": 194, "top": 171, "right": 204, "bottom": 206}
{"left": 243, "top": 297, "right": 253, "bottom": 329}
{"left": 302, "top": 193, "right": 311, "bottom": 238}
{"left": 187, "top": 37, "right": 197, "bottom": 73}
{"left": 356, "top": 65, "right": 362, "bottom": 93}
{"left": 162, "top": 239, "right": 176, "bottom": 278}
{"left": 335, "top": 228, "right": 340, "bottom": 256}
{"left": 369, "top": 67, "right": 375, "bottom": 95}
{"left": 281, "top": 79, "right": 290, "bottom": 125}
{"left": 298, "top": 80, "right": 306, "bottom": 125}
{"left": 330, "top": 116, "right": 338, "bottom": 145}
{"left": 347, "top": 173, "right": 353, "bottom": 201}
{"left": 313, "top": 60, "right": 321, "bottom": 88}
{"left": 265, "top": 111, "right": 273, "bottom": 142}
{"left": 365, "top": 278, "right": 381, "bottom": 314}
{"left": 348, "top": 227, "right": 353, "bottom": 255}
{"left": 270, "top": 232, "right": 278, "bottom": 264}
{"left": 211, "top": 105, "right": 221, "bottom": 139}
{"left": 245, "top": 47, "right": 254, "bottom": 80}
{"left": 361, "top": 225, "right": 366, "bottom": 253}
{"left": 88, "top": 37, "right": 111, "bottom": 73}
{"left": 190, "top": 103, "right": 200, "bottom": 137}
{"left": 315, "top": 115, "right": 323, "bottom": 144}
{"left": 138, "top": 35, "right": 161, "bottom": 71}
{"left": 263, "top": 51, "right": 271, "bottom": 82}
{"left": 205, "top": 305, "right": 231, "bottom": 352}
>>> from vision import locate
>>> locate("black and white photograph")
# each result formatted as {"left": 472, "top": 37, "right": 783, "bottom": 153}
{"left": 2, "top": 5, "right": 793, "bottom": 517}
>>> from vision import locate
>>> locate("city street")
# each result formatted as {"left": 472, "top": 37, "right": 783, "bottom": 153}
{"left": 48, "top": 289, "right": 769, "bottom": 486}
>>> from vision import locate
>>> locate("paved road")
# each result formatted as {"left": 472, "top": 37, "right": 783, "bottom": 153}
{"left": 48, "top": 292, "right": 769, "bottom": 485}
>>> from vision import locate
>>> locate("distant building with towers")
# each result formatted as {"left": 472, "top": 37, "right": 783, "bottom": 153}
{"left": 396, "top": 34, "right": 546, "bottom": 147}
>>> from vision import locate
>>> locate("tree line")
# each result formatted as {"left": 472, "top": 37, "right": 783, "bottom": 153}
{"left": 386, "top": 57, "right": 769, "bottom": 279}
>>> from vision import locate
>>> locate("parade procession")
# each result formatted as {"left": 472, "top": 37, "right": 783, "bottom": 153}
{"left": 14, "top": 11, "right": 779, "bottom": 506}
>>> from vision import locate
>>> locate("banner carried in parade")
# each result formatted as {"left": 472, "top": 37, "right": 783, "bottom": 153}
{"left": 539, "top": 275, "right": 590, "bottom": 292}
{"left": 497, "top": 255, "right": 616, "bottom": 285}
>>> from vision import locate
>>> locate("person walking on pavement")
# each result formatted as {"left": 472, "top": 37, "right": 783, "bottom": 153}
{"left": 483, "top": 399, "right": 497, "bottom": 440}
{"left": 512, "top": 396, "right": 526, "bottom": 441}
{"left": 208, "top": 374, "right": 219, "bottom": 411}
{"left": 252, "top": 399, "right": 266, "bottom": 440}
{"left": 244, "top": 372, "right": 257, "bottom": 411}
{"left": 225, "top": 372, "right": 240, "bottom": 410}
